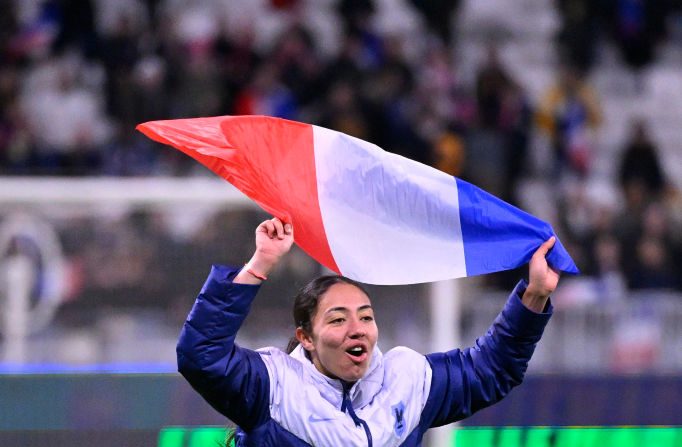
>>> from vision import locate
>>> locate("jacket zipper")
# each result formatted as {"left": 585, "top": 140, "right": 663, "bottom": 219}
{"left": 341, "top": 382, "right": 373, "bottom": 447}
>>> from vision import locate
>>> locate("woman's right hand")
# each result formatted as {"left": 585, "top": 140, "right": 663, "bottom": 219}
{"left": 254, "top": 217, "right": 294, "bottom": 264}
{"left": 236, "top": 217, "right": 294, "bottom": 284}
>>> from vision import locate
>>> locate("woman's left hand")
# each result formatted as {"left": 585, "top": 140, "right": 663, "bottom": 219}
{"left": 522, "top": 236, "right": 561, "bottom": 312}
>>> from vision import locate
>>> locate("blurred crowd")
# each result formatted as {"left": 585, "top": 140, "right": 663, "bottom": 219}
{"left": 1, "top": 0, "right": 682, "bottom": 299}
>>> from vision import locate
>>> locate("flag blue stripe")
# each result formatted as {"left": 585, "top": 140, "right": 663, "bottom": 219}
{"left": 456, "top": 178, "right": 579, "bottom": 276}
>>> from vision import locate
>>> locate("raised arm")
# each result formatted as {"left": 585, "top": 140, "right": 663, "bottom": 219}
{"left": 421, "top": 237, "right": 559, "bottom": 428}
{"left": 176, "top": 218, "right": 293, "bottom": 429}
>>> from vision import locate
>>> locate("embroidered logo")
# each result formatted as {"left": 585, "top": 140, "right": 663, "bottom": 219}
{"left": 391, "top": 401, "right": 406, "bottom": 437}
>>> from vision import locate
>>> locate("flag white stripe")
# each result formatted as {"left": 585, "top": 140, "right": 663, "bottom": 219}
{"left": 313, "top": 126, "right": 467, "bottom": 285}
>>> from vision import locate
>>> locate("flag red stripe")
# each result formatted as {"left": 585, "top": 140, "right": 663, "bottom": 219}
{"left": 137, "top": 116, "right": 339, "bottom": 274}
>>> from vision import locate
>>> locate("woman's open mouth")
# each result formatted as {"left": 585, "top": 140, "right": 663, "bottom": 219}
{"left": 346, "top": 346, "right": 368, "bottom": 363}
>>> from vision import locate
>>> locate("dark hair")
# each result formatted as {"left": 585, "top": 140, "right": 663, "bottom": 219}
{"left": 224, "top": 427, "right": 237, "bottom": 447}
{"left": 285, "top": 275, "right": 370, "bottom": 353}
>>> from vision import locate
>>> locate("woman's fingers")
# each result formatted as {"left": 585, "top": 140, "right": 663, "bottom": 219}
{"left": 527, "top": 236, "right": 561, "bottom": 299}
{"left": 257, "top": 218, "right": 291, "bottom": 239}
{"left": 258, "top": 219, "right": 275, "bottom": 238}
{"left": 534, "top": 236, "right": 556, "bottom": 259}
{"left": 272, "top": 218, "right": 285, "bottom": 239}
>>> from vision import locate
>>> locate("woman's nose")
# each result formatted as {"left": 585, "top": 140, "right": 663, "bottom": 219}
{"left": 348, "top": 318, "right": 366, "bottom": 338}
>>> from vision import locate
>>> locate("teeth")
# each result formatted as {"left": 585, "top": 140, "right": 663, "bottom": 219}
{"left": 349, "top": 347, "right": 363, "bottom": 353}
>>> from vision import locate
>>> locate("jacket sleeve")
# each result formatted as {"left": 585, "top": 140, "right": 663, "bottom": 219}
{"left": 421, "top": 279, "right": 552, "bottom": 428}
{"left": 176, "top": 265, "right": 271, "bottom": 431}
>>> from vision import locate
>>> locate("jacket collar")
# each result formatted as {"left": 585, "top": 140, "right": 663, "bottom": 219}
{"left": 289, "top": 343, "right": 384, "bottom": 409}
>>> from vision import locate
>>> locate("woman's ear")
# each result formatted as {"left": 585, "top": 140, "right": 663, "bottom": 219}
{"left": 295, "top": 327, "right": 314, "bottom": 352}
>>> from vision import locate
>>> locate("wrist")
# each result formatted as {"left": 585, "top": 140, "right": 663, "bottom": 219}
{"left": 521, "top": 287, "right": 549, "bottom": 313}
{"left": 244, "top": 263, "right": 268, "bottom": 281}
{"left": 245, "top": 253, "right": 279, "bottom": 278}
{"left": 234, "top": 256, "right": 277, "bottom": 285}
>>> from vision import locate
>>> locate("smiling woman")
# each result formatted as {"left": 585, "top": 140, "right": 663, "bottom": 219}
{"left": 290, "top": 277, "right": 377, "bottom": 383}
{"left": 176, "top": 217, "right": 559, "bottom": 446}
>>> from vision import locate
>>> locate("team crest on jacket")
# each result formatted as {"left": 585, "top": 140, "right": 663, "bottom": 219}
{"left": 392, "top": 401, "right": 406, "bottom": 437}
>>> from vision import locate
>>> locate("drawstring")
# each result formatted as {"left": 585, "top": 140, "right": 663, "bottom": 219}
{"left": 341, "top": 382, "right": 373, "bottom": 447}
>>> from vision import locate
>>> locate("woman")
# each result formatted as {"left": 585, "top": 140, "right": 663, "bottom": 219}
{"left": 177, "top": 217, "right": 559, "bottom": 446}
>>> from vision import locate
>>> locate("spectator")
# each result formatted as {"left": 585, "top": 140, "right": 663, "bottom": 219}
{"left": 501, "top": 80, "right": 532, "bottom": 205}
{"left": 629, "top": 234, "right": 677, "bottom": 290}
{"left": 52, "top": 0, "right": 100, "bottom": 59}
{"left": 555, "top": 0, "right": 606, "bottom": 73}
{"left": 319, "top": 31, "right": 368, "bottom": 106}
{"left": 4, "top": 0, "right": 60, "bottom": 63}
{"left": 604, "top": 0, "right": 669, "bottom": 75}
{"left": 535, "top": 66, "right": 602, "bottom": 180}
{"left": 0, "top": 94, "right": 32, "bottom": 174}
{"left": 0, "top": 66, "right": 32, "bottom": 173}
{"left": 336, "top": 0, "right": 376, "bottom": 37}
{"left": 473, "top": 45, "right": 532, "bottom": 204}
{"left": 233, "top": 62, "right": 298, "bottom": 119}
{"left": 414, "top": 39, "right": 474, "bottom": 146}
{"left": 0, "top": 0, "right": 20, "bottom": 65}
{"left": 317, "top": 79, "right": 371, "bottom": 141}
{"left": 19, "top": 54, "right": 113, "bottom": 175}
{"left": 592, "top": 233, "right": 627, "bottom": 299}
{"left": 618, "top": 118, "right": 666, "bottom": 200}
{"left": 131, "top": 52, "right": 169, "bottom": 124}
{"left": 336, "top": 0, "right": 384, "bottom": 70}
{"left": 613, "top": 198, "right": 678, "bottom": 291}
{"left": 475, "top": 45, "right": 513, "bottom": 131}
{"left": 214, "top": 24, "right": 261, "bottom": 114}
{"left": 100, "top": 15, "right": 142, "bottom": 128}
{"left": 362, "top": 35, "right": 428, "bottom": 164}
{"left": 270, "top": 24, "right": 324, "bottom": 108}
{"left": 432, "top": 129, "right": 465, "bottom": 177}
{"left": 407, "top": 0, "right": 462, "bottom": 47}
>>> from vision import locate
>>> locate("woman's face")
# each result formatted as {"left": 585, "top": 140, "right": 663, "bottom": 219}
{"left": 297, "top": 282, "right": 378, "bottom": 382}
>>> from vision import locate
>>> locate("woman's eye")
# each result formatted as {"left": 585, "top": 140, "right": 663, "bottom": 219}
{"left": 361, "top": 316, "right": 374, "bottom": 322}
{"left": 330, "top": 318, "right": 344, "bottom": 324}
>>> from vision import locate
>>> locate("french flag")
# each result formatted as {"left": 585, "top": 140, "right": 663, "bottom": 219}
{"left": 137, "top": 115, "right": 578, "bottom": 285}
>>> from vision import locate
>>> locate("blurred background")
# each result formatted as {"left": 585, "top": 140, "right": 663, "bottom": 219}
{"left": 1, "top": 0, "right": 682, "bottom": 445}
